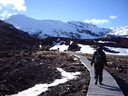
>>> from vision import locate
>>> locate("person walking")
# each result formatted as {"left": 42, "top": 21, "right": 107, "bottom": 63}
{"left": 91, "top": 45, "right": 107, "bottom": 85}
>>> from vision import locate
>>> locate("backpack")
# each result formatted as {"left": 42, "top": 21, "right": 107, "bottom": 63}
{"left": 94, "top": 51, "right": 102, "bottom": 64}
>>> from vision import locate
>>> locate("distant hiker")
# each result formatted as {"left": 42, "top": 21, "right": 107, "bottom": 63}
{"left": 57, "top": 48, "right": 60, "bottom": 52}
{"left": 39, "top": 44, "right": 42, "bottom": 50}
{"left": 39, "top": 42, "right": 42, "bottom": 50}
{"left": 91, "top": 45, "right": 107, "bottom": 85}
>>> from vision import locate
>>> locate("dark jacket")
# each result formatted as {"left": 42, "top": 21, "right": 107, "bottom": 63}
{"left": 91, "top": 48, "right": 107, "bottom": 68}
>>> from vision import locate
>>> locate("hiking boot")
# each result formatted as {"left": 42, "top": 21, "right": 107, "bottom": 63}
{"left": 99, "top": 81, "right": 102, "bottom": 85}
{"left": 95, "top": 80, "right": 98, "bottom": 85}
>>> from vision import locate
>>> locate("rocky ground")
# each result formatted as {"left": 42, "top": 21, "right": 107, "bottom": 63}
{"left": 0, "top": 51, "right": 90, "bottom": 96}
{"left": 1, "top": 50, "right": 128, "bottom": 96}
{"left": 83, "top": 53, "right": 128, "bottom": 96}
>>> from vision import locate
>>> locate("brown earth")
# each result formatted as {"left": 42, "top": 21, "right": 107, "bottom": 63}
{"left": 1, "top": 50, "right": 128, "bottom": 96}
{"left": 0, "top": 51, "right": 90, "bottom": 96}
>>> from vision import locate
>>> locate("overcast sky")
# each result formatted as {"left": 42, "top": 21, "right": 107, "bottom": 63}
{"left": 0, "top": 0, "right": 128, "bottom": 28}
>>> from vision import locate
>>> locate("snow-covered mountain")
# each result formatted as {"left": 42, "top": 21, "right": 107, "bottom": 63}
{"left": 107, "top": 26, "right": 128, "bottom": 38}
{"left": 4, "top": 14, "right": 128, "bottom": 39}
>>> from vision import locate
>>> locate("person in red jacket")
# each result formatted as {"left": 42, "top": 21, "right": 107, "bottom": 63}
{"left": 91, "top": 45, "right": 107, "bottom": 85}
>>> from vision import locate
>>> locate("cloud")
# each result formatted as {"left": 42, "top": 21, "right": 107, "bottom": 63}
{"left": 0, "top": 11, "right": 14, "bottom": 20}
{"left": 0, "top": 11, "right": 8, "bottom": 17}
{"left": 0, "top": 6, "right": 2, "bottom": 10}
{"left": 84, "top": 18, "right": 109, "bottom": 24}
{"left": 0, "top": 0, "right": 27, "bottom": 11}
{"left": 109, "top": 16, "right": 118, "bottom": 19}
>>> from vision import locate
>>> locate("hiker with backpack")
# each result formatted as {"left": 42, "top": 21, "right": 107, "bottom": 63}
{"left": 91, "top": 45, "right": 107, "bottom": 85}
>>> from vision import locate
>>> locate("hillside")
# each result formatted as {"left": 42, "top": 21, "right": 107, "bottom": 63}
{"left": 0, "top": 20, "right": 40, "bottom": 51}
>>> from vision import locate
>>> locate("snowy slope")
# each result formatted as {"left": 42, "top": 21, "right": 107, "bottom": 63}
{"left": 108, "top": 26, "right": 128, "bottom": 36}
{"left": 4, "top": 14, "right": 112, "bottom": 39}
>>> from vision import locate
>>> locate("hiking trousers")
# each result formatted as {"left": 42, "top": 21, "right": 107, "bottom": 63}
{"left": 94, "top": 66, "right": 103, "bottom": 82}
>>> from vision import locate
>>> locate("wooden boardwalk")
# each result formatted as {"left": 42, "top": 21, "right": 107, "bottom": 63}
{"left": 73, "top": 53, "right": 124, "bottom": 96}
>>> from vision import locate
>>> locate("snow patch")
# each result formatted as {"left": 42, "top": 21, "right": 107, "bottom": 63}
{"left": 50, "top": 44, "right": 69, "bottom": 51}
{"left": 105, "top": 46, "right": 128, "bottom": 55}
{"left": 77, "top": 44, "right": 95, "bottom": 54}
{"left": 8, "top": 68, "right": 80, "bottom": 96}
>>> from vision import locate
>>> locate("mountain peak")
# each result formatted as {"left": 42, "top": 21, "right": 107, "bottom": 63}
{"left": 4, "top": 14, "right": 128, "bottom": 39}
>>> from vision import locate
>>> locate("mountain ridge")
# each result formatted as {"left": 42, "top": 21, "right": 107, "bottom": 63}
{"left": 4, "top": 14, "right": 128, "bottom": 39}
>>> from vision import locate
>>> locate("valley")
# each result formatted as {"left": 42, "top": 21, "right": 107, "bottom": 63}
{"left": 0, "top": 17, "right": 128, "bottom": 96}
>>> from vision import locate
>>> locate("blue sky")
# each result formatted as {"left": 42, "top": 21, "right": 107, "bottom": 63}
{"left": 0, "top": 0, "right": 128, "bottom": 28}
